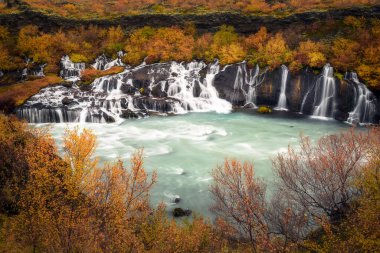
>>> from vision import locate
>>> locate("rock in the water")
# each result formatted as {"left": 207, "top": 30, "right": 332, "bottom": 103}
{"left": 62, "top": 97, "right": 74, "bottom": 105}
{"left": 173, "top": 208, "right": 192, "bottom": 217}
{"left": 120, "top": 109, "right": 139, "bottom": 119}
{"left": 173, "top": 197, "right": 181, "bottom": 204}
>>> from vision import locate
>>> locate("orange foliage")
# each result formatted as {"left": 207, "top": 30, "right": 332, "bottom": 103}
{"left": 15, "top": 0, "right": 380, "bottom": 17}
{"left": 210, "top": 159, "right": 269, "bottom": 251}
{"left": 0, "top": 75, "right": 63, "bottom": 112}
{"left": 81, "top": 66, "right": 125, "bottom": 84}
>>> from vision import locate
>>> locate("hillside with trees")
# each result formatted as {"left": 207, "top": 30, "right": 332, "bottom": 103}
{"left": 1, "top": 16, "right": 380, "bottom": 91}
{"left": 1, "top": 0, "right": 380, "bottom": 17}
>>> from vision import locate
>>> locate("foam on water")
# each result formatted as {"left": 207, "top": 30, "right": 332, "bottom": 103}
{"left": 35, "top": 112, "right": 348, "bottom": 219}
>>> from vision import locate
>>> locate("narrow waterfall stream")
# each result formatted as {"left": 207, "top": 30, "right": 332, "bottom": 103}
{"left": 312, "top": 64, "right": 337, "bottom": 118}
{"left": 347, "top": 72, "right": 377, "bottom": 124}
{"left": 274, "top": 65, "right": 289, "bottom": 111}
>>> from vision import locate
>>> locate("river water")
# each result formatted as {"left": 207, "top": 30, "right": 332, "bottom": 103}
{"left": 34, "top": 111, "right": 348, "bottom": 219}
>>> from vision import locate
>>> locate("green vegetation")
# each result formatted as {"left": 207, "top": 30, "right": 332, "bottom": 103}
{"left": 257, "top": 106, "right": 272, "bottom": 113}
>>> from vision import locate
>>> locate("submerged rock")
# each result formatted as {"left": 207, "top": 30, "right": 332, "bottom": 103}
{"left": 173, "top": 208, "right": 192, "bottom": 217}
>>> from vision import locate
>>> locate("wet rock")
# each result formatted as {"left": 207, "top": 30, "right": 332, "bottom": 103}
{"left": 173, "top": 197, "right": 181, "bottom": 204}
{"left": 120, "top": 109, "right": 139, "bottom": 119}
{"left": 334, "top": 110, "right": 349, "bottom": 122}
{"left": 243, "top": 103, "right": 255, "bottom": 109}
{"left": 192, "top": 80, "right": 202, "bottom": 97}
{"left": 151, "top": 83, "right": 168, "bottom": 98}
{"left": 173, "top": 208, "right": 192, "bottom": 218}
{"left": 61, "top": 97, "right": 73, "bottom": 105}
{"left": 120, "top": 84, "right": 138, "bottom": 95}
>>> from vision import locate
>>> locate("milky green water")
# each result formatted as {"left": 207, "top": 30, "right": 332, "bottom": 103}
{"left": 35, "top": 112, "right": 348, "bottom": 219}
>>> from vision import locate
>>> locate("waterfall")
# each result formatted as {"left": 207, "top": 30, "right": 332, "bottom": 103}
{"left": 92, "top": 54, "right": 125, "bottom": 71}
{"left": 346, "top": 72, "right": 377, "bottom": 125}
{"left": 59, "top": 55, "right": 86, "bottom": 81}
{"left": 274, "top": 65, "right": 289, "bottom": 111}
{"left": 167, "top": 61, "right": 232, "bottom": 114}
{"left": 30, "top": 64, "right": 46, "bottom": 77}
{"left": 311, "top": 64, "right": 337, "bottom": 118}
{"left": 17, "top": 60, "right": 233, "bottom": 123}
{"left": 228, "top": 63, "right": 266, "bottom": 108}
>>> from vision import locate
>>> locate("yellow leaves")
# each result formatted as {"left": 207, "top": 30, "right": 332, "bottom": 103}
{"left": 294, "top": 40, "right": 327, "bottom": 68}
{"left": 253, "top": 32, "right": 292, "bottom": 70}
{"left": 125, "top": 26, "right": 194, "bottom": 65}
{"left": 63, "top": 127, "right": 98, "bottom": 184}
{"left": 331, "top": 38, "right": 360, "bottom": 71}
{"left": 69, "top": 53, "right": 89, "bottom": 63}
{"left": 218, "top": 43, "right": 246, "bottom": 65}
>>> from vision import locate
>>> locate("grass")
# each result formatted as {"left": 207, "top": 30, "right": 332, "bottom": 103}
{"left": 0, "top": 75, "right": 62, "bottom": 108}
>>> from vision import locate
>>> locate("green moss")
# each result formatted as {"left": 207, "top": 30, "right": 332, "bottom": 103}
{"left": 257, "top": 106, "right": 272, "bottom": 114}
{"left": 70, "top": 53, "right": 89, "bottom": 63}
{"left": 335, "top": 72, "right": 344, "bottom": 80}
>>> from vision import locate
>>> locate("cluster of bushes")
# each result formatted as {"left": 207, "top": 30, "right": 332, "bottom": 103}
{"left": 0, "top": 114, "right": 379, "bottom": 252}
{"left": 4, "top": 0, "right": 379, "bottom": 17}
{"left": 1, "top": 16, "right": 380, "bottom": 89}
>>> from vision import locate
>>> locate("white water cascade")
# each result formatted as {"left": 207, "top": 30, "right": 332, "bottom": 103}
{"left": 92, "top": 54, "right": 125, "bottom": 71}
{"left": 230, "top": 63, "right": 266, "bottom": 107}
{"left": 312, "top": 64, "right": 337, "bottom": 118}
{"left": 346, "top": 72, "right": 377, "bottom": 124}
{"left": 165, "top": 61, "right": 232, "bottom": 114}
{"left": 274, "top": 65, "right": 289, "bottom": 111}
{"left": 59, "top": 55, "right": 86, "bottom": 81}
{"left": 17, "top": 61, "right": 234, "bottom": 123}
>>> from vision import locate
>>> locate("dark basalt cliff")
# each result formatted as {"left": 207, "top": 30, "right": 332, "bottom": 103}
{"left": 1, "top": 6, "right": 380, "bottom": 33}
{"left": 14, "top": 56, "right": 380, "bottom": 125}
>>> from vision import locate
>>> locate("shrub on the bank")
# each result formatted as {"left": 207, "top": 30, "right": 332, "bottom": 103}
{"left": 257, "top": 106, "right": 272, "bottom": 113}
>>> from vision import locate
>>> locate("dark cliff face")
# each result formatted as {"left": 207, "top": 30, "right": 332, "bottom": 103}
{"left": 213, "top": 63, "right": 380, "bottom": 124}
{"left": 12, "top": 58, "right": 380, "bottom": 124}
{"left": 1, "top": 6, "right": 380, "bottom": 34}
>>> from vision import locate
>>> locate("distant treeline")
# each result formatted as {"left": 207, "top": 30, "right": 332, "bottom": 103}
{"left": 1, "top": 0, "right": 379, "bottom": 17}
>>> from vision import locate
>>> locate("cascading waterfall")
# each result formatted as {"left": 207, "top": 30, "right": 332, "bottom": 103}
{"left": 15, "top": 57, "right": 379, "bottom": 124}
{"left": 312, "top": 64, "right": 337, "bottom": 118}
{"left": 17, "top": 60, "right": 233, "bottom": 123}
{"left": 59, "top": 55, "right": 86, "bottom": 81}
{"left": 346, "top": 72, "right": 377, "bottom": 124}
{"left": 92, "top": 53, "right": 125, "bottom": 70}
{"left": 274, "top": 65, "right": 289, "bottom": 111}
{"left": 229, "top": 62, "right": 266, "bottom": 107}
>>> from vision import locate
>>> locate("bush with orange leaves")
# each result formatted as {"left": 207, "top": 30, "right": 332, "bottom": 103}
{"left": 80, "top": 66, "right": 125, "bottom": 85}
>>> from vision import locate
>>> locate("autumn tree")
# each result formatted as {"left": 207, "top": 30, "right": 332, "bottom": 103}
{"left": 210, "top": 159, "right": 269, "bottom": 252}
{"left": 124, "top": 26, "right": 156, "bottom": 65}
{"left": 103, "top": 26, "right": 126, "bottom": 57}
{"left": 293, "top": 40, "right": 327, "bottom": 70}
{"left": 147, "top": 27, "right": 194, "bottom": 63}
{"left": 252, "top": 32, "right": 293, "bottom": 70}
{"left": 331, "top": 38, "right": 361, "bottom": 72}
{"left": 300, "top": 128, "right": 380, "bottom": 252}
{"left": 210, "top": 25, "right": 245, "bottom": 64}
{"left": 273, "top": 129, "right": 372, "bottom": 224}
